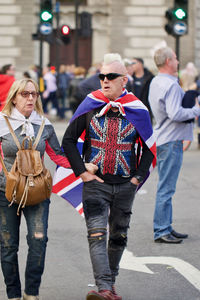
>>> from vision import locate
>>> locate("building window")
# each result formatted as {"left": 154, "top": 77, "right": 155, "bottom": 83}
{"left": 59, "top": 0, "right": 87, "bottom": 5}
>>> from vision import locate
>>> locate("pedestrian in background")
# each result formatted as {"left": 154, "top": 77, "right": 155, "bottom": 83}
{"left": 179, "top": 62, "right": 199, "bottom": 92}
{"left": 149, "top": 47, "right": 200, "bottom": 244}
{"left": 57, "top": 64, "right": 72, "bottom": 118}
{"left": 1, "top": 64, "right": 16, "bottom": 77}
{"left": 28, "top": 65, "right": 39, "bottom": 82}
{"left": 123, "top": 58, "right": 134, "bottom": 92}
{"left": 42, "top": 65, "right": 62, "bottom": 119}
{"left": 68, "top": 66, "right": 86, "bottom": 113}
{"left": 0, "top": 78, "right": 70, "bottom": 300}
{"left": 86, "top": 63, "right": 101, "bottom": 78}
{"left": 179, "top": 62, "right": 200, "bottom": 149}
{"left": 23, "top": 71, "right": 31, "bottom": 79}
{"left": 0, "top": 64, "right": 15, "bottom": 111}
{"left": 62, "top": 53, "right": 156, "bottom": 300}
{"left": 132, "top": 57, "right": 154, "bottom": 121}
{"left": 75, "top": 65, "right": 101, "bottom": 104}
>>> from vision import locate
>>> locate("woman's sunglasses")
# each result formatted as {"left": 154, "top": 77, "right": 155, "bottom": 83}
{"left": 19, "top": 91, "right": 39, "bottom": 99}
{"left": 98, "top": 73, "right": 124, "bottom": 81}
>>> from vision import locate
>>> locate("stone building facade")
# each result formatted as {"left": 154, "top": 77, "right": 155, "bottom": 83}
{"left": 0, "top": 0, "right": 199, "bottom": 77}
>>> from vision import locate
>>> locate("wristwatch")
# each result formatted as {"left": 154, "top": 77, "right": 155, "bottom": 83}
{"left": 134, "top": 175, "right": 144, "bottom": 183}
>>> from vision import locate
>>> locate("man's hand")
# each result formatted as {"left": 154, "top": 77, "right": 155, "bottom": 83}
{"left": 80, "top": 171, "right": 104, "bottom": 183}
{"left": 85, "top": 163, "right": 98, "bottom": 174}
{"left": 130, "top": 177, "right": 140, "bottom": 186}
{"left": 195, "top": 96, "right": 200, "bottom": 107}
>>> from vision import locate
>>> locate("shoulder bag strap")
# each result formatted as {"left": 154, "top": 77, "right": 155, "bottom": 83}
{"left": 3, "top": 116, "right": 21, "bottom": 149}
{"left": 32, "top": 118, "right": 45, "bottom": 150}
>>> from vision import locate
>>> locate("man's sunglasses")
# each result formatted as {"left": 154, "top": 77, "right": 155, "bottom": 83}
{"left": 98, "top": 73, "right": 124, "bottom": 81}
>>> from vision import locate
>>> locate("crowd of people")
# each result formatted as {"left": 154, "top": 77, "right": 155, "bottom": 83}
{"left": 0, "top": 58, "right": 154, "bottom": 122}
{"left": 0, "top": 47, "right": 200, "bottom": 300}
{"left": 1, "top": 57, "right": 200, "bottom": 125}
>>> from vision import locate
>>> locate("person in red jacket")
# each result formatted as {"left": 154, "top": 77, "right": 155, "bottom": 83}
{"left": 0, "top": 64, "right": 15, "bottom": 111}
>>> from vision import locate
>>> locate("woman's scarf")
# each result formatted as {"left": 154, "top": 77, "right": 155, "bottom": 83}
{"left": 0, "top": 108, "right": 51, "bottom": 138}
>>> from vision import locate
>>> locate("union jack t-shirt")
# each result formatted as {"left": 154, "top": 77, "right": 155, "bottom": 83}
{"left": 88, "top": 112, "right": 136, "bottom": 177}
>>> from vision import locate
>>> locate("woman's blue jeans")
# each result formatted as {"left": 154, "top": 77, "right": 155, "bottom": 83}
{"left": 0, "top": 191, "right": 50, "bottom": 299}
{"left": 154, "top": 141, "right": 183, "bottom": 240}
{"left": 83, "top": 180, "right": 136, "bottom": 291}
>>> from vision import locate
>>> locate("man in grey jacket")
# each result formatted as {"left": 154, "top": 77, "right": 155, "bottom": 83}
{"left": 149, "top": 47, "right": 200, "bottom": 243}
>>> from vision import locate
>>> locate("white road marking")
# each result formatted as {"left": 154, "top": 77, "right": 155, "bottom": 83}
{"left": 120, "top": 249, "right": 200, "bottom": 291}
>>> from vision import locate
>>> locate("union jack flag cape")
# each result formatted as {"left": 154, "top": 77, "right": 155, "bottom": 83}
{"left": 52, "top": 89, "right": 156, "bottom": 216}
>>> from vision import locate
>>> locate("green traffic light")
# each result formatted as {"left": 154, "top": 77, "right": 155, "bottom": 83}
{"left": 174, "top": 8, "right": 186, "bottom": 20}
{"left": 41, "top": 11, "right": 53, "bottom": 22}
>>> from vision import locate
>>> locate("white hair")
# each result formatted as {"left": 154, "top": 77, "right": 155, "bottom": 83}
{"left": 154, "top": 47, "right": 174, "bottom": 68}
{"left": 103, "top": 53, "right": 124, "bottom": 66}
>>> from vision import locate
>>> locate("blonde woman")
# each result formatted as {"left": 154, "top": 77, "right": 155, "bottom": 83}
{"left": 0, "top": 78, "right": 70, "bottom": 300}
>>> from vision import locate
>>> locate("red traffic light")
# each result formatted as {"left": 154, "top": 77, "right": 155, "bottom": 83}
{"left": 61, "top": 25, "right": 70, "bottom": 35}
{"left": 60, "top": 25, "right": 71, "bottom": 44}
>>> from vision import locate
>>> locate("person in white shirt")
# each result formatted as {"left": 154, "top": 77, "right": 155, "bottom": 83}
{"left": 42, "top": 66, "right": 62, "bottom": 118}
{"left": 149, "top": 47, "right": 200, "bottom": 244}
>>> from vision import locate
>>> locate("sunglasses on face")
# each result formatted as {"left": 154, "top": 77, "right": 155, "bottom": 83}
{"left": 98, "top": 73, "right": 124, "bottom": 81}
{"left": 19, "top": 91, "right": 39, "bottom": 99}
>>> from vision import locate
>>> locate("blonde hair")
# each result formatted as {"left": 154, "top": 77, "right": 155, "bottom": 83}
{"left": 2, "top": 78, "right": 44, "bottom": 117}
{"left": 59, "top": 64, "right": 66, "bottom": 73}
{"left": 74, "top": 66, "right": 86, "bottom": 76}
{"left": 103, "top": 53, "right": 124, "bottom": 65}
{"left": 154, "top": 47, "right": 174, "bottom": 68}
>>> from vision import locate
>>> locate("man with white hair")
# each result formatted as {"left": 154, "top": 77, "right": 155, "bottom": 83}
{"left": 62, "top": 53, "right": 156, "bottom": 300}
{"left": 149, "top": 47, "right": 200, "bottom": 244}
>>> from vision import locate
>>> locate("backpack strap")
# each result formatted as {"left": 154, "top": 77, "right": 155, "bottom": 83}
{"left": 0, "top": 116, "right": 20, "bottom": 177}
{"left": 32, "top": 118, "right": 45, "bottom": 150}
{"left": 3, "top": 116, "right": 21, "bottom": 149}
{"left": 0, "top": 151, "right": 8, "bottom": 177}
{"left": 3, "top": 115, "right": 45, "bottom": 151}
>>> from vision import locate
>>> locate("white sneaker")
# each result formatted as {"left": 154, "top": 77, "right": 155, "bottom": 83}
{"left": 23, "top": 293, "right": 39, "bottom": 300}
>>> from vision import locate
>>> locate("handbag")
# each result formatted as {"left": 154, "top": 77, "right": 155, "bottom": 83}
{"left": 0, "top": 116, "right": 52, "bottom": 215}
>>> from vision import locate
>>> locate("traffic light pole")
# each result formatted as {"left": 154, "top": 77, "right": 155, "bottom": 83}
{"left": 74, "top": 0, "right": 79, "bottom": 66}
{"left": 39, "top": 35, "right": 43, "bottom": 78}
{"left": 39, "top": 0, "right": 43, "bottom": 83}
{"left": 175, "top": 35, "right": 180, "bottom": 73}
{"left": 39, "top": 33, "right": 45, "bottom": 93}
{"left": 55, "top": 1, "right": 60, "bottom": 76}
{"left": 37, "top": 0, "right": 53, "bottom": 92}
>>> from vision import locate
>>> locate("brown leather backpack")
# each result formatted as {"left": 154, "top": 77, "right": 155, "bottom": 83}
{"left": 0, "top": 116, "right": 52, "bottom": 215}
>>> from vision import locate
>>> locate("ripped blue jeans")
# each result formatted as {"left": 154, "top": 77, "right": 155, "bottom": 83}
{"left": 83, "top": 180, "right": 136, "bottom": 291}
{"left": 0, "top": 191, "right": 50, "bottom": 299}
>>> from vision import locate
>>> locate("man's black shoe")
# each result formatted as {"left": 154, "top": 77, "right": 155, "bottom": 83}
{"left": 171, "top": 230, "right": 188, "bottom": 239}
{"left": 154, "top": 234, "right": 183, "bottom": 244}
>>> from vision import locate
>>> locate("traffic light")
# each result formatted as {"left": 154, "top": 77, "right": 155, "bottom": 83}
{"left": 40, "top": 0, "right": 53, "bottom": 24}
{"left": 60, "top": 25, "right": 71, "bottom": 44}
{"left": 174, "top": 0, "right": 188, "bottom": 25}
{"left": 174, "top": 0, "right": 188, "bottom": 19}
{"left": 164, "top": 0, "right": 188, "bottom": 36}
{"left": 165, "top": 8, "right": 174, "bottom": 35}
{"left": 79, "top": 12, "right": 92, "bottom": 38}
